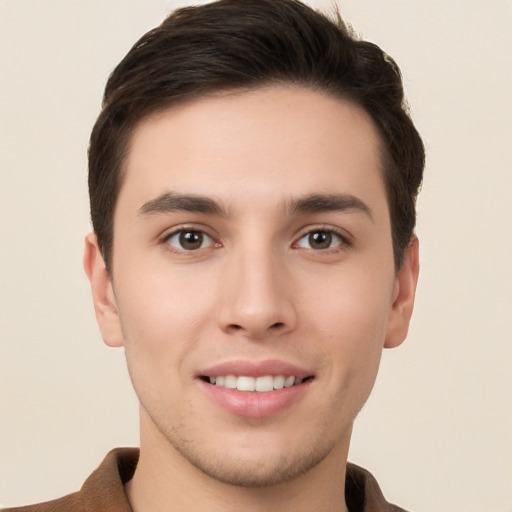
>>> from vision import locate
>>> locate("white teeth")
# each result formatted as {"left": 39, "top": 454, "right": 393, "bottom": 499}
{"left": 284, "top": 376, "right": 295, "bottom": 388}
{"left": 237, "top": 376, "right": 255, "bottom": 391}
{"left": 273, "top": 375, "right": 285, "bottom": 389}
{"left": 224, "top": 375, "right": 237, "bottom": 389}
{"left": 255, "top": 375, "right": 274, "bottom": 392}
{"left": 208, "top": 375, "right": 305, "bottom": 392}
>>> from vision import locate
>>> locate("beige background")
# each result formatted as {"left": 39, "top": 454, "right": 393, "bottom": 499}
{"left": 1, "top": 0, "right": 511, "bottom": 510}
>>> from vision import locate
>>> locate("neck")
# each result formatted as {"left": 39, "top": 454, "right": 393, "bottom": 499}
{"left": 126, "top": 411, "right": 350, "bottom": 512}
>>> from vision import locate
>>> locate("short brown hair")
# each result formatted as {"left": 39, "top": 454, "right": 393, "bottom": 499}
{"left": 89, "top": 0, "right": 424, "bottom": 272}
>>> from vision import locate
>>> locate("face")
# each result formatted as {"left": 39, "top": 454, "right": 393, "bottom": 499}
{"left": 86, "top": 86, "right": 418, "bottom": 487}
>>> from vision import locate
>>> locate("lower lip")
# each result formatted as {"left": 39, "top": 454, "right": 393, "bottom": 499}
{"left": 198, "top": 379, "right": 312, "bottom": 418}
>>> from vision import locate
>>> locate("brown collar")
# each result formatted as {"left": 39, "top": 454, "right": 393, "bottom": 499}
{"left": 2, "top": 448, "right": 408, "bottom": 512}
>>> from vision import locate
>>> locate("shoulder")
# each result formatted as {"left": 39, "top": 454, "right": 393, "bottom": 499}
{"left": 346, "top": 462, "right": 410, "bottom": 512}
{"left": 1, "top": 448, "right": 138, "bottom": 512}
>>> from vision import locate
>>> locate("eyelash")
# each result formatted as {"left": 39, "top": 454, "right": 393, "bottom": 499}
{"left": 161, "top": 225, "right": 351, "bottom": 254}
{"left": 294, "top": 226, "right": 351, "bottom": 253}
{"left": 162, "top": 226, "right": 219, "bottom": 253}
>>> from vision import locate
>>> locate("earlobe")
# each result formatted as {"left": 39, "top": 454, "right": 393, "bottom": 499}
{"left": 384, "top": 236, "right": 420, "bottom": 349}
{"left": 83, "top": 233, "right": 124, "bottom": 348}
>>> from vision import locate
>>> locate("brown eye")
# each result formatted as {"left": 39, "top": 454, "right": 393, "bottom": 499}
{"left": 308, "top": 231, "right": 332, "bottom": 249}
{"left": 296, "top": 230, "right": 344, "bottom": 250}
{"left": 166, "top": 230, "right": 212, "bottom": 251}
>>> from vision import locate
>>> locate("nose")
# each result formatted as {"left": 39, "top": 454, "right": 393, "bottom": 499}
{"left": 216, "top": 247, "right": 297, "bottom": 340}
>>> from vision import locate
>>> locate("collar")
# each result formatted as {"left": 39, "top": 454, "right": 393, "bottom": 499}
{"left": 79, "top": 448, "right": 407, "bottom": 512}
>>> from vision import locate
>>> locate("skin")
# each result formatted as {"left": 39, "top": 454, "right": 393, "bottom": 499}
{"left": 84, "top": 86, "right": 419, "bottom": 512}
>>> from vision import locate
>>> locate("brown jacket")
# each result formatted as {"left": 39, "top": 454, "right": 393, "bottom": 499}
{"left": 2, "top": 448, "right": 408, "bottom": 512}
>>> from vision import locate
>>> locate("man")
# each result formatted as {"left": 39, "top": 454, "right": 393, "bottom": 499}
{"left": 3, "top": 0, "right": 424, "bottom": 510}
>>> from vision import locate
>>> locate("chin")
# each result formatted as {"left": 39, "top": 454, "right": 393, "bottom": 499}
{"left": 156, "top": 415, "right": 349, "bottom": 489}
{"left": 178, "top": 443, "right": 333, "bottom": 488}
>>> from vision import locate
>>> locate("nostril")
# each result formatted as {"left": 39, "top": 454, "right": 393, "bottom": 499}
{"left": 224, "top": 321, "right": 287, "bottom": 335}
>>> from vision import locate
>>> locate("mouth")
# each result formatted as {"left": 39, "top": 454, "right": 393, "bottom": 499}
{"left": 198, "top": 360, "right": 314, "bottom": 417}
{"left": 201, "top": 374, "right": 313, "bottom": 392}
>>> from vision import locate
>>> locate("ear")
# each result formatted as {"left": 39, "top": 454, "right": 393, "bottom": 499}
{"left": 384, "top": 236, "right": 420, "bottom": 349}
{"left": 83, "top": 233, "right": 124, "bottom": 347}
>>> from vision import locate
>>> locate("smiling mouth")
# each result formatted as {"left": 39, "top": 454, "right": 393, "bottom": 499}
{"left": 202, "top": 375, "right": 313, "bottom": 392}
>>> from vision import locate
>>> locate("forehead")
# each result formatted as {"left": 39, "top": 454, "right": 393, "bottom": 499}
{"left": 119, "top": 86, "right": 387, "bottom": 215}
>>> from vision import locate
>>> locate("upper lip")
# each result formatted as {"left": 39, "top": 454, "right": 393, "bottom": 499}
{"left": 199, "top": 359, "right": 313, "bottom": 379}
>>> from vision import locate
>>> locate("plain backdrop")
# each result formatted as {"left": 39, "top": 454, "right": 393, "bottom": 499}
{"left": 1, "top": 0, "right": 511, "bottom": 510}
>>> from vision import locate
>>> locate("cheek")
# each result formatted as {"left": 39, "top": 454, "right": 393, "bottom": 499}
{"left": 113, "top": 266, "right": 217, "bottom": 371}
{"left": 305, "top": 265, "right": 394, "bottom": 385}
{"left": 114, "top": 272, "right": 215, "bottom": 414}
{"left": 305, "top": 262, "right": 393, "bottom": 339}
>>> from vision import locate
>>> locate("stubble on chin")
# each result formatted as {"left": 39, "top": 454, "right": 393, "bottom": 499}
{"left": 146, "top": 407, "right": 346, "bottom": 489}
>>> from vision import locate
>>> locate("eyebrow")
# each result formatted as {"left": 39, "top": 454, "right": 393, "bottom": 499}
{"left": 138, "top": 191, "right": 373, "bottom": 220}
{"left": 139, "top": 192, "right": 227, "bottom": 217}
{"left": 285, "top": 193, "right": 373, "bottom": 220}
